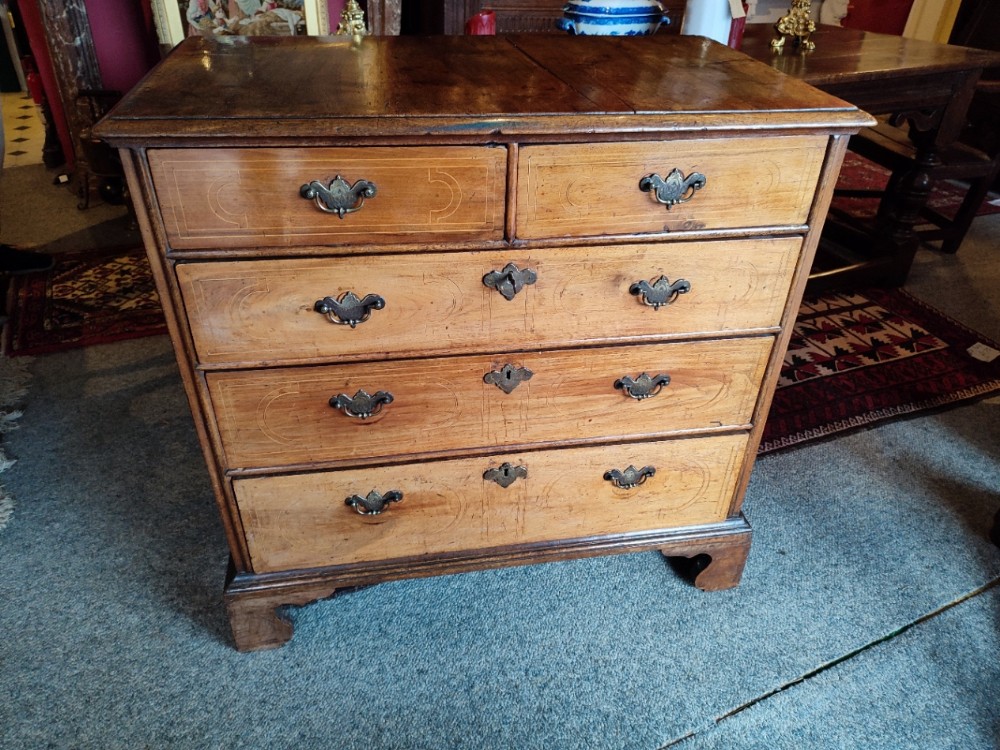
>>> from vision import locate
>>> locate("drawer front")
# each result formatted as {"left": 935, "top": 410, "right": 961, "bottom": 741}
{"left": 179, "top": 238, "right": 800, "bottom": 366}
{"left": 516, "top": 136, "right": 826, "bottom": 239}
{"left": 149, "top": 146, "right": 507, "bottom": 249}
{"left": 234, "top": 433, "right": 748, "bottom": 572}
{"left": 208, "top": 337, "right": 772, "bottom": 469}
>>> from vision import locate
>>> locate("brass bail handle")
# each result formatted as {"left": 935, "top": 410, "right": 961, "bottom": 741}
{"left": 614, "top": 373, "right": 671, "bottom": 400}
{"left": 629, "top": 276, "right": 691, "bottom": 310}
{"left": 329, "top": 389, "right": 394, "bottom": 419}
{"left": 300, "top": 175, "right": 377, "bottom": 218}
{"left": 639, "top": 168, "right": 707, "bottom": 208}
{"left": 314, "top": 291, "right": 385, "bottom": 328}
{"left": 604, "top": 465, "right": 656, "bottom": 489}
{"left": 345, "top": 490, "right": 403, "bottom": 515}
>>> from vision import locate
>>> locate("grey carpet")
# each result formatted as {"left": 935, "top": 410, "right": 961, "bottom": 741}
{"left": 0, "top": 164, "right": 139, "bottom": 252}
{"left": 1, "top": 219, "right": 999, "bottom": 748}
{"left": 679, "top": 584, "right": 1000, "bottom": 749}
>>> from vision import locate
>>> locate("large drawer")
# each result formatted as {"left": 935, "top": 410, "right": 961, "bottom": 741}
{"left": 178, "top": 238, "right": 800, "bottom": 367}
{"left": 234, "top": 433, "right": 749, "bottom": 573}
{"left": 148, "top": 146, "right": 507, "bottom": 250}
{"left": 515, "top": 136, "right": 826, "bottom": 239}
{"left": 208, "top": 337, "right": 772, "bottom": 470}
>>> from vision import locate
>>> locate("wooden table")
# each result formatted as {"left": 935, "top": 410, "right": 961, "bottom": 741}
{"left": 741, "top": 24, "right": 1000, "bottom": 290}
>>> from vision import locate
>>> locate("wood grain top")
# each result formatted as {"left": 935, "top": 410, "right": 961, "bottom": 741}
{"left": 96, "top": 33, "right": 871, "bottom": 144}
{"left": 740, "top": 24, "right": 1000, "bottom": 87}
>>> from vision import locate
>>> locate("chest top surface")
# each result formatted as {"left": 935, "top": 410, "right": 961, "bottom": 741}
{"left": 96, "top": 34, "right": 870, "bottom": 144}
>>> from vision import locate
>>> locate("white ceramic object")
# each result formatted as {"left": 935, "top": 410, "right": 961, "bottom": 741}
{"left": 679, "top": 0, "right": 732, "bottom": 44}
{"left": 557, "top": 0, "right": 670, "bottom": 36}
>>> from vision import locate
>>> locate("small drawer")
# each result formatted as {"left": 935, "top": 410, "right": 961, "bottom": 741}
{"left": 148, "top": 146, "right": 507, "bottom": 250}
{"left": 515, "top": 136, "right": 826, "bottom": 239}
{"left": 207, "top": 337, "right": 772, "bottom": 470}
{"left": 234, "top": 433, "right": 749, "bottom": 573}
{"left": 178, "top": 237, "right": 800, "bottom": 367}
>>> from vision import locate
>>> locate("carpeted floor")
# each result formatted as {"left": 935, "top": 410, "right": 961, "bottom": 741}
{"left": 1, "top": 165, "right": 999, "bottom": 748}
{"left": 1, "top": 302, "right": 998, "bottom": 749}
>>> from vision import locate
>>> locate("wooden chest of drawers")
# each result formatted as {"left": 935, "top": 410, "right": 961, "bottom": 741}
{"left": 97, "top": 33, "right": 871, "bottom": 651}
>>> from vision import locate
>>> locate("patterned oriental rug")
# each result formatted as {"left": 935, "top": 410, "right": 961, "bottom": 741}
{"left": 759, "top": 288, "right": 1000, "bottom": 453}
{"left": 6, "top": 246, "right": 1000, "bottom": 455}
{"left": 5, "top": 246, "right": 167, "bottom": 356}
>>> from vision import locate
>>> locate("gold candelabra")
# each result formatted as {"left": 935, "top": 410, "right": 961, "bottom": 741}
{"left": 771, "top": 0, "right": 816, "bottom": 52}
{"left": 337, "top": 0, "right": 368, "bottom": 43}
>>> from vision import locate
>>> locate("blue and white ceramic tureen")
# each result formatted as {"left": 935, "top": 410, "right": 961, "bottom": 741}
{"left": 557, "top": 0, "right": 670, "bottom": 35}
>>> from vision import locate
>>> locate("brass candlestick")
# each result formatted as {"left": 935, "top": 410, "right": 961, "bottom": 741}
{"left": 337, "top": 0, "right": 368, "bottom": 43}
{"left": 771, "top": 0, "right": 816, "bottom": 51}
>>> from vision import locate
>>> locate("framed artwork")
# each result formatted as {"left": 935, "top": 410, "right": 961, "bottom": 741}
{"left": 150, "top": 0, "right": 331, "bottom": 47}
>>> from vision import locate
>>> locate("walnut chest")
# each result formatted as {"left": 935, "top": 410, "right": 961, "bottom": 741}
{"left": 96, "top": 33, "right": 872, "bottom": 651}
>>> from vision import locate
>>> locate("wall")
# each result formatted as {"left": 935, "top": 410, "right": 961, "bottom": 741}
{"left": 86, "top": 0, "right": 160, "bottom": 94}
{"left": 746, "top": 0, "right": 851, "bottom": 24}
{"left": 903, "top": 0, "right": 961, "bottom": 41}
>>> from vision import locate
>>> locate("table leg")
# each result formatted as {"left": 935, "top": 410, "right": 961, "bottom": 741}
{"left": 874, "top": 116, "right": 942, "bottom": 286}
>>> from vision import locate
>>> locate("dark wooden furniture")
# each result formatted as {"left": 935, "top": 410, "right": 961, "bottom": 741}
{"left": 842, "top": 114, "right": 1000, "bottom": 254}
{"left": 96, "top": 34, "right": 869, "bottom": 651}
{"left": 740, "top": 23, "right": 1000, "bottom": 290}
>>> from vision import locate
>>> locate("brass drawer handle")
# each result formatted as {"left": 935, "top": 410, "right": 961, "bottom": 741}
{"left": 484, "top": 462, "right": 528, "bottom": 488}
{"left": 314, "top": 291, "right": 385, "bottom": 328}
{"left": 639, "top": 169, "right": 706, "bottom": 209}
{"left": 330, "top": 389, "right": 394, "bottom": 419}
{"left": 483, "top": 263, "right": 537, "bottom": 301}
{"left": 345, "top": 490, "right": 403, "bottom": 515}
{"left": 629, "top": 276, "right": 690, "bottom": 310}
{"left": 604, "top": 465, "right": 656, "bottom": 489}
{"left": 614, "top": 373, "right": 671, "bottom": 400}
{"left": 300, "top": 175, "right": 377, "bottom": 218}
{"left": 484, "top": 364, "right": 534, "bottom": 394}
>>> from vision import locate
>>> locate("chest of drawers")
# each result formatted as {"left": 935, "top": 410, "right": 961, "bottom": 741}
{"left": 97, "top": 33, "right": 871, "bottom": 651}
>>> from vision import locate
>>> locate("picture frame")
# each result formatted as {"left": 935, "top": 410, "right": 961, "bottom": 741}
{"left": 150, "top": 0, "right": 331, "bottom": 47}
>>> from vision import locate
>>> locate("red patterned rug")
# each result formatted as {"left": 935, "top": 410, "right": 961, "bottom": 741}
{"left": 4, "top": 246, "right": 167, "bottom": 356}
{"left": 759, "top": 287, "right": 1000, "bottom": 453}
